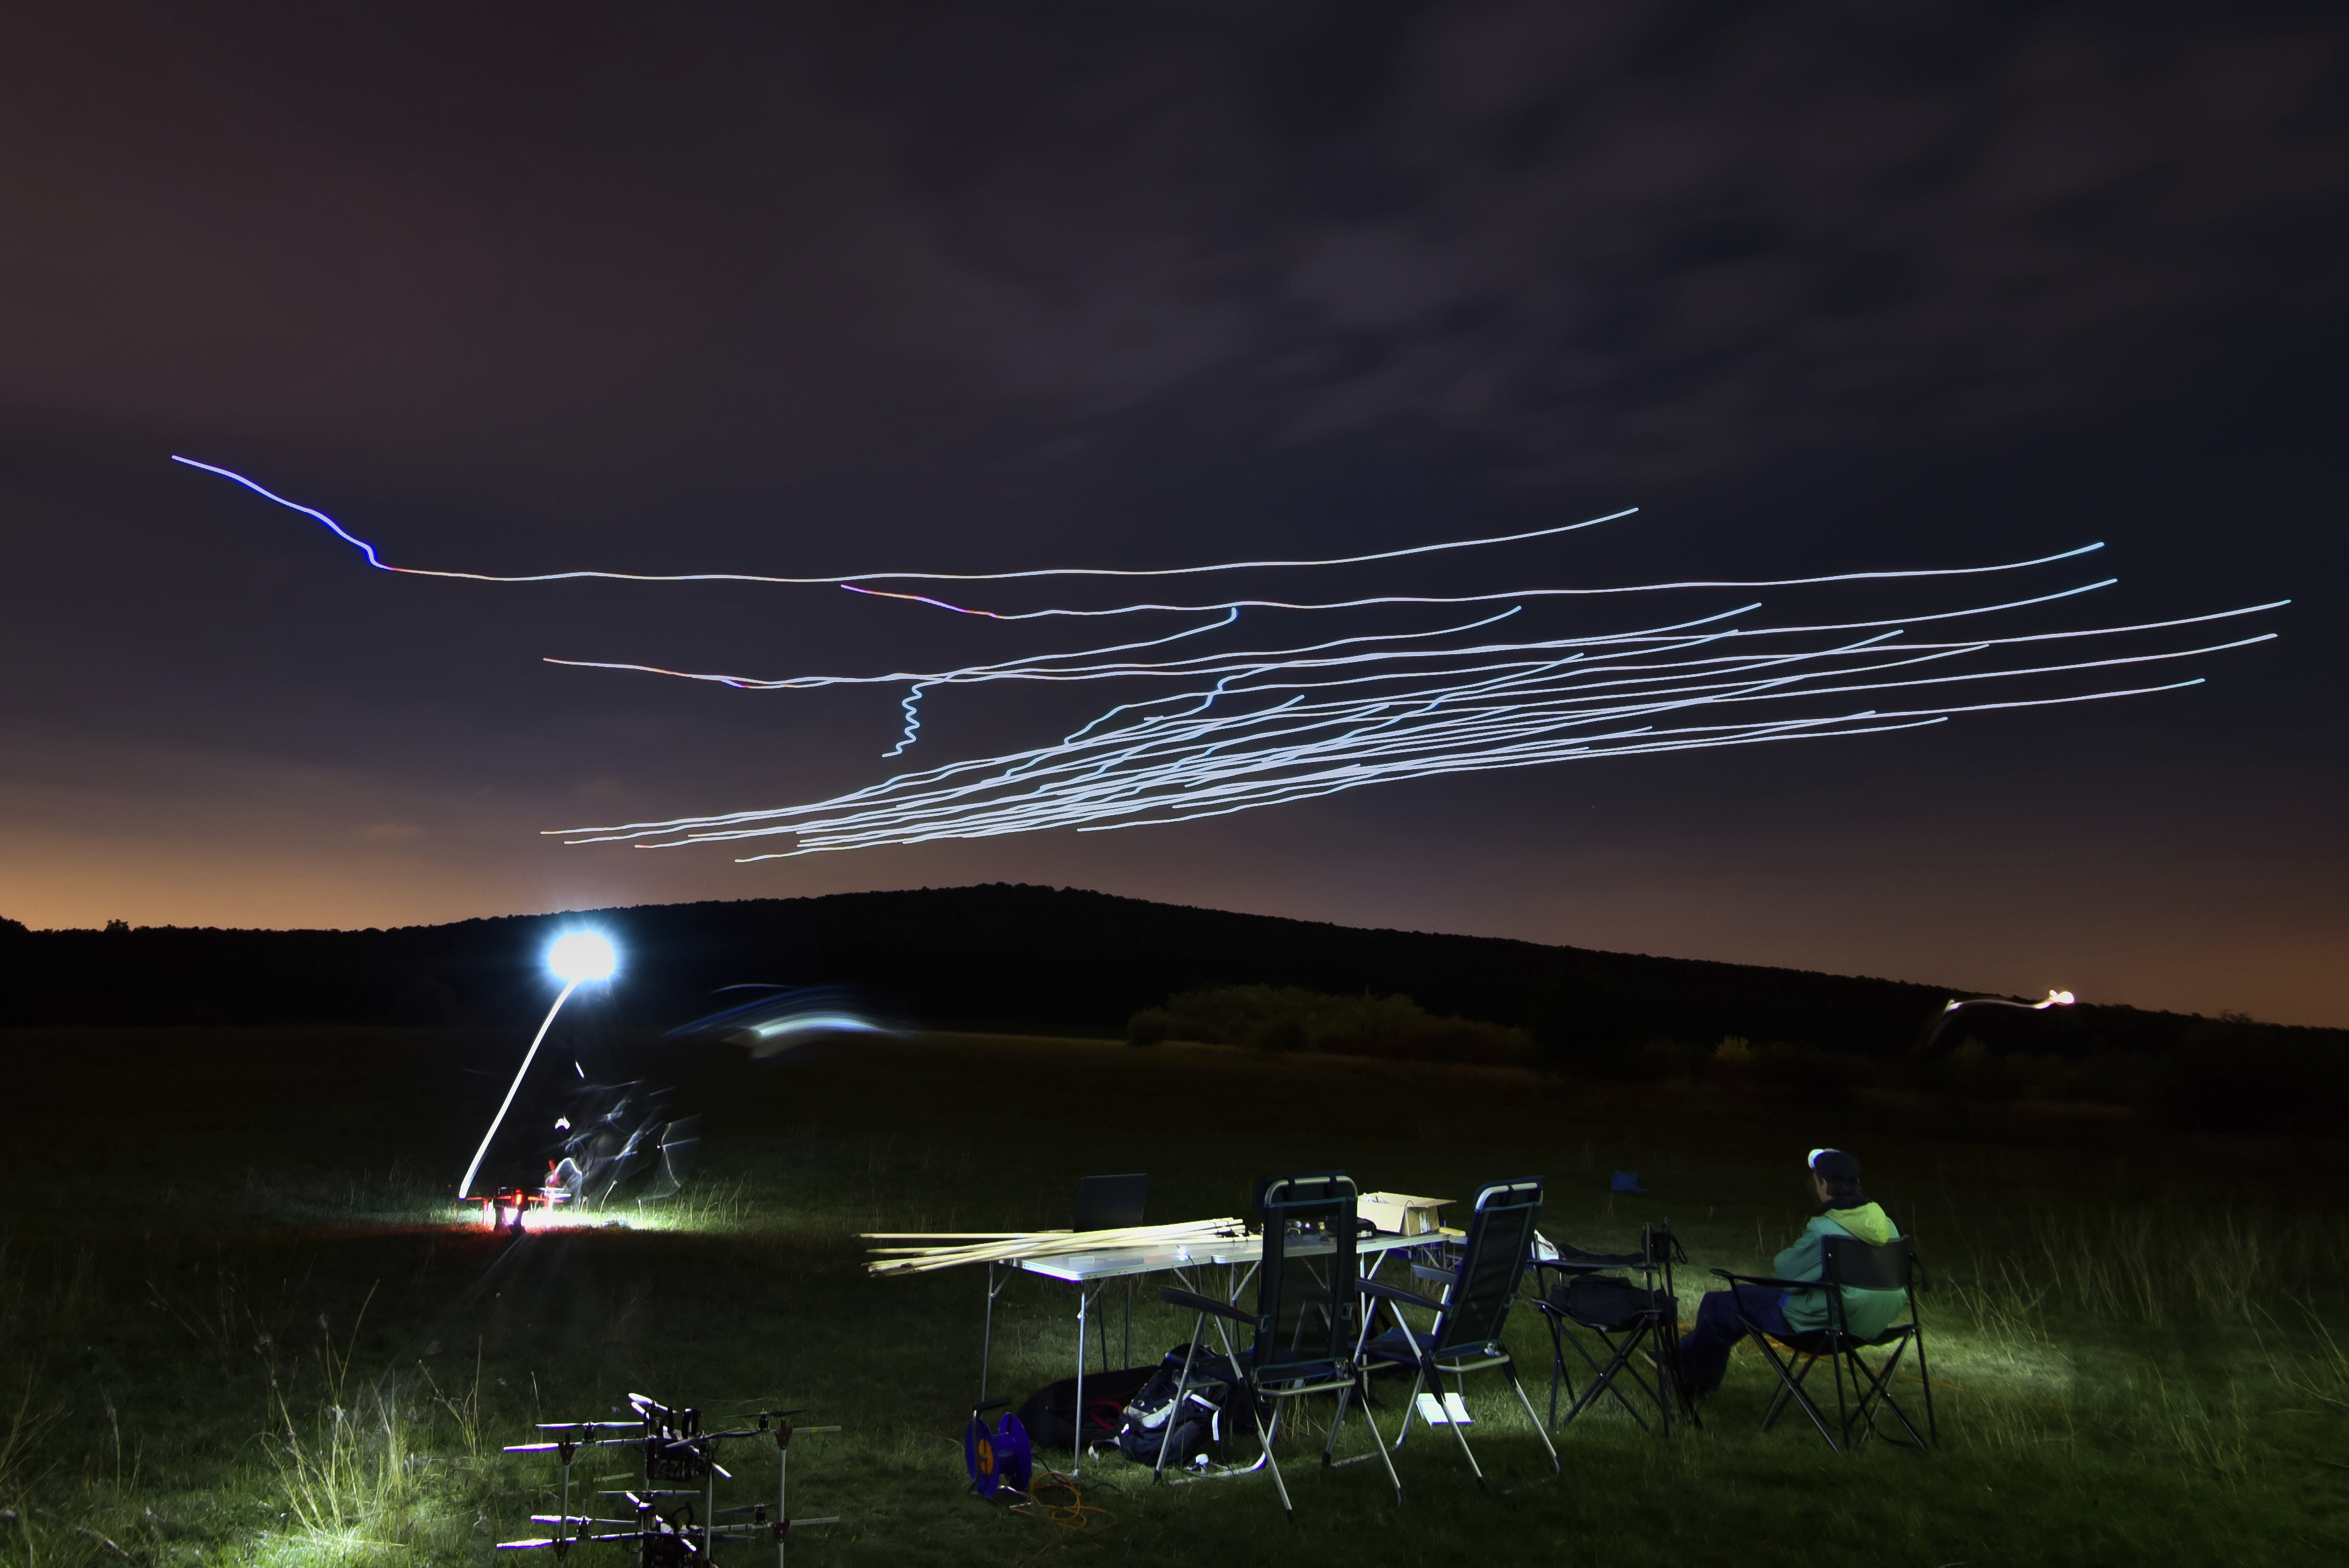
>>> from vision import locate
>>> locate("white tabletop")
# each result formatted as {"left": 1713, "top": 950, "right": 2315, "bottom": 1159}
{"left": 1011, "top": 1228, "right": 1433, "bottom": 1283}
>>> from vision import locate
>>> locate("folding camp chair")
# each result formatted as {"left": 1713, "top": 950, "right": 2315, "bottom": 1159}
{"left": 1530, "top": 1221, "right": 1696, "bottom": 1435}
{"left": 1710, "top": 1233, "right": 1936, "bottom": 1452}
{"left": 1154, "top": 1172, "right": 1401, "bottom": 1515}
{"left": 1355, "top": 1178, "right": 1559, "bottom": 1494}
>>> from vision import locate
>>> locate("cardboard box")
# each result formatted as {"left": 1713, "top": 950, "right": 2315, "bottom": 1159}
{"left": 1359, "top": 1191, "right": 1453, "bottom": 1236}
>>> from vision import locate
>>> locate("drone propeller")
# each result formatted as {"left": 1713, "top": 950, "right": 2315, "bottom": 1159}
{"left": 503, "top": 1435, "right": 644, "bottom": 1453}
{"left": 497, "top": 1530, "right": 653, "bottom": 1550}
{"left": 535, "top": 1419, "right": 644, "bottom": 1432}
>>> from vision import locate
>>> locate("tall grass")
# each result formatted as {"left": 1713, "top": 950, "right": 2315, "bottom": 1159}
{"left": 264, "top": 1292, "right": 405, "bottom": 1560}
{"left": 1995, "top": 1204, "right": 2328, "bottom": 1326}
{"left": 3, "top": 1031, "right": 2345, "bottom": 1567}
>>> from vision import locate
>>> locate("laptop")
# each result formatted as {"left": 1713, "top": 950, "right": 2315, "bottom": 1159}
{"left": 1074, "top": 1172, "right": 1149, "bottom": 1233}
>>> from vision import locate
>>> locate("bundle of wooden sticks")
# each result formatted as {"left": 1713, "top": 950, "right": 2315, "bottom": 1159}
{"left": 862, "top": 1217, "right": 1247, "bottom": 1275}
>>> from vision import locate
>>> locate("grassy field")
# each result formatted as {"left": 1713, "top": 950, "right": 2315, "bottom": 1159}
{"left": 1, "top": 1024, "right": 2344, "bottom": 1566}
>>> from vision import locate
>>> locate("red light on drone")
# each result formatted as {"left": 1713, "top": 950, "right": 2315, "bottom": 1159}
{"left": 470, "top": 1187, "right": 546, "bottom": 1233}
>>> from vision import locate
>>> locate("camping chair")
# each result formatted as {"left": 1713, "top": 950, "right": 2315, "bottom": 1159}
{"left": 1530, "top": 1221, "right": 1695, "bottom": 1435}
{"left": 1354, "top": 1178, "right": 1559, "bottom": 1494}
{"left": 1154, "top": 1172, "right": 1401, "bottom": 1515}
{"left": 1710, "top": 1233, "right": 1936, "bottom": 1452}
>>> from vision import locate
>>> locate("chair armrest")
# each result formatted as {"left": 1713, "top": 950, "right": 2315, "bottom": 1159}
{"left": 1160, "top": 1286, "right": 1252, "bottom": 1324}
{"left": 1359, "top": 1278, "right": 1446, "bottom": 1313}
{"left": 1708, "top": 1269, "right": 1818, "bottom": 1291}
{"left": 1409, "top": 1263, "right": 1458, "bottom": 1287}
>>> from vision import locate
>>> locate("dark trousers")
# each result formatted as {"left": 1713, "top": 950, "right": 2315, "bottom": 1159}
{"left": 1678, "top": 1285, "right": 1789, "bottom": 1397}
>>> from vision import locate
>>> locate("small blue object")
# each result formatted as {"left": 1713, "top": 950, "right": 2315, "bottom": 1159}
{"left": 1610, "top": 1170, "right": 1647, "bottom": 1194}
{"left": 965, "top": 1412, "right": 1032, "bottom": 1498}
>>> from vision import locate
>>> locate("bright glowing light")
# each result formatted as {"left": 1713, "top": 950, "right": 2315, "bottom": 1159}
{"left": 180, "top": 458, "right": 2287, "bottom": 856}
{"left": 546, "top": 929, "right": 619, "bottom": 984}
{"left": 2040, "top": 989, "right": 2077, "bottom": 1008}
{"left": 457, "top": 932, "right": 618, "bottom": 1200}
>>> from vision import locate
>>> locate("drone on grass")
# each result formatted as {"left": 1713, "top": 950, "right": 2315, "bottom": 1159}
{"left": 500, "top": 1391, "right": 839, "bottom": 1565}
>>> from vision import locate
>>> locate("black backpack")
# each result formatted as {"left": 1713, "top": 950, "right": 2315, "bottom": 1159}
{"left": 1113, "top": 1344, "right": 1254, "bottom": 1468}
{"left": 1551, "top": 1272, "right": 1673, "bottom": 1331}
{"left": 1013, "top": 1361, "right": 1158, "bottom": 1454}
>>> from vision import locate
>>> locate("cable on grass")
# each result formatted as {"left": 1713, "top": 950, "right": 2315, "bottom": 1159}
{"left": 1010, "top": 1471, "right": 1117, "bottom": 1532}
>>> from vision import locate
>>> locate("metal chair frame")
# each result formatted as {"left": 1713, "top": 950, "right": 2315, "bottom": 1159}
{"left": 1711, "top": 1233, "right": 1937, "bottom": 1452}
{"left": 1532, "top": 1222, "right": 1697, "bottom": 1435}
{"left": 1152, "top": 1172, "right": 1401, "bottom": 1516}
{"left": 1354, "top": 1178, "right": 1559, "bottom": 1495}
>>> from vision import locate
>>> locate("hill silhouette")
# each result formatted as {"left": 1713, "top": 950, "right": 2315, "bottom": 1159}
{"left": 0, "top": 884, "right": 2325, "bottom": 1071}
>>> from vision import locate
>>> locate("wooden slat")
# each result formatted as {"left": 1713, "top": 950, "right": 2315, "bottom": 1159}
{"left": 866, "top": 1218, "right": 1247, "bottom": 1275}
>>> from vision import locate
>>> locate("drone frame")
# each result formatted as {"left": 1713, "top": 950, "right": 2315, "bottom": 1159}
{"left": 500, "top": 1394, "right": 839, "bottom": 1565}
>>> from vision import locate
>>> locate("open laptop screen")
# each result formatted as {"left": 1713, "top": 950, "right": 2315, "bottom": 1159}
{"left": 1074, "top": 1172, "right": 1148, "bottom": 1233}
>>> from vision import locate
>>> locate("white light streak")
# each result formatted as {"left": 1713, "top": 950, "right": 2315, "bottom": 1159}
{"left": 173, "top": 457, "right": 2286, "bottom": 857}
{"left": 546, "top": 590, "right": 2283, "bottom": 855}
{"left": 839, "top": 543, "right": 2113, "bottom": 620}
{"left": 170, "top": 454, "right": 1636, "bottom": 583}
{"left": 457, "top": 930, "right": 619, "bottom": 1198}
{"left": 459, "top": 979, "right": 579, "bottom": 1202}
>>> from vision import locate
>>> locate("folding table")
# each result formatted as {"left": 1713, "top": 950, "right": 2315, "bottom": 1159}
{"left": 974, "top": 1228, "right": 1430, "bottom": 1476}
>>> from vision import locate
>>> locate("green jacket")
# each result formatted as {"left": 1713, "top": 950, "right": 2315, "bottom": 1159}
{"left": 1771, "top": 1202, "right": 1906, "bottom": 1339}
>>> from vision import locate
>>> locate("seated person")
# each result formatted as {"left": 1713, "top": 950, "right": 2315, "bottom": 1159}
{"left": 1677, "top": 1148, "right": 1905, "bottom": 1398}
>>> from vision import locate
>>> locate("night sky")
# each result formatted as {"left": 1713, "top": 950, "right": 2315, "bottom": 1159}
{"left": 3, "top": 3, "right": 2343, "bottom": 1023}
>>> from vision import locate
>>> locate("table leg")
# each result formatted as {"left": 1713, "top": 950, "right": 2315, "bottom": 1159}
{"left": 1073, "top": 1282, "right": 1117, "bottom": 1475}
{"left": 1073, "top": 1285, "right": 1087, "bottom": 1476}
{"left": 980, "top": 1263, "right": 1009, "bottom": 1403}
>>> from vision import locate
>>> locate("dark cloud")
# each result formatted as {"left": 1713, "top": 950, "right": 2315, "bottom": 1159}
{"left": 838, "top": 1, "right": 2349, "bottom": 478}
{"left": 3, "top": 3, "right": 2341, "bottom": 494}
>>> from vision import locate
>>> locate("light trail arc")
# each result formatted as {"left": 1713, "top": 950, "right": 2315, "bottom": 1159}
{"left": 172, "top": 455, "right": 2286, "bottom": 857}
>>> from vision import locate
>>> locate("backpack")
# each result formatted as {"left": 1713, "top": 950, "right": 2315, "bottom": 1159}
{"left": 1113, "top": 1344, "right": 1254, "bottom": 1468}
{"left": 1013, "top": 1361, "right": 1158, "bottom": 1455}
{"left": 1551, "top": 1272, "right": 1672, "bottom": 1332}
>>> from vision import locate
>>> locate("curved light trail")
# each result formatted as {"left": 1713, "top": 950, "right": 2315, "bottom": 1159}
{"left": 170, "top": 454, "right": 1636, "bottom": 583}
{"left": 175, "top": 457, "right": 2287, "bottom": 857}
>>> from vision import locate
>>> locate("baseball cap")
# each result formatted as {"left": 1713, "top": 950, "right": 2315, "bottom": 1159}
{"left": 1807, "top": 1148, "right": 1861, "bottom": 1182}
